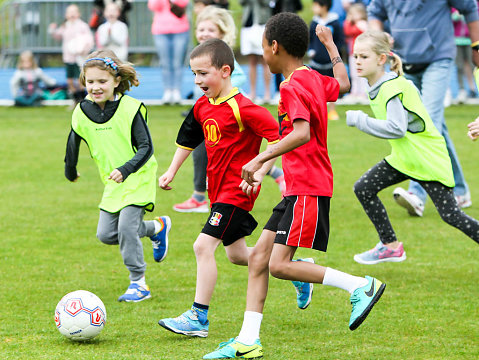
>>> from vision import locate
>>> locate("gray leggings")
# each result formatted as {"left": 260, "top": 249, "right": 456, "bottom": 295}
{"left": 354, "top": 160, "right": 479, "bottom": 245}
{"left": 96, "top": 206, "right": 156, "bottom": 281}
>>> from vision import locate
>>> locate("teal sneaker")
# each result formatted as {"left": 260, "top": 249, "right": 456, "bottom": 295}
{"left": 150, "top": 216, "right": 171, "bottom": 262}
{"left": 349, "top": 276, "right": 385, "bottom": 330}
{"left": 291, "top": 257, "right": 314, "bottom": 309}
{"left": 158, "top": 309, "right": 208, "bottom": 337}
{"left": 203, "top": 338, "right": 263, "bottom": 359}
{"left": 117, "top": 283, "right": 151, "bottom": 302}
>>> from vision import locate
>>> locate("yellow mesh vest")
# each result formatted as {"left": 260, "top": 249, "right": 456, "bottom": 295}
{"left": 72, "top": 95, "right": 157, "bottom": 212}
{"left": 369, "top": 76, "right": 454, "bottom": 187}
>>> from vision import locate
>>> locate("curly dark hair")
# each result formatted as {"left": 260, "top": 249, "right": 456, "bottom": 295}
{"left": 264, "top": 12, "right": 309, "bottom": 59}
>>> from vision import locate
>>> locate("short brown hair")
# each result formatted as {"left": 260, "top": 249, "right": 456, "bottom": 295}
{"left": 190, "top": 38, "right": 235, "bottom": 73}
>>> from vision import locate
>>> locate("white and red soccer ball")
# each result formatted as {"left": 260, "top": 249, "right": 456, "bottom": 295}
{"left": 55, "top": 290, "right": 107, "bottom": 341}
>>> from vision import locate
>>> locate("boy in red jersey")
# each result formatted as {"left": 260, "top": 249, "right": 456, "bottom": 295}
{"left": 157, "top": 38, "right": 280, "bottom": 338}
{"left": 203, "top": 13, "right": 386, "bottom": 359}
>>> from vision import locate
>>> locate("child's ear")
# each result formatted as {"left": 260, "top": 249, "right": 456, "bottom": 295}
{"left": 272, "top": 40, "right": 279, "bottom": 55}
{"left": 378, "top": 53, "right": 387, "bottom": 66}
{"left": 221, "top": 65, "right": 232, "bottom": 78}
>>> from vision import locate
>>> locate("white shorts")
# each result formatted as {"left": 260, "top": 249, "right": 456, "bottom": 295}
{"left": 240, "top": 24, "right": 266, "bottom": 56}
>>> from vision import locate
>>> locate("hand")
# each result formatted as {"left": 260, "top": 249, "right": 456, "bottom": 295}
{"left": 108, "top": 169, "right": 123, "bottom": 183}
{"left": 467, "top": 118, "right": 479, "bottom": 140}
{"left": 239, "top": 170, "right": 265, "bottom": 196}
{"left": 158, "top": 171, "right": 175, "bottom": 190}
{"left": 315, "top": 25, "right": 333, "bottom": 46}
{"left": 241, "top": 157, "right": 263, "bottom": 186}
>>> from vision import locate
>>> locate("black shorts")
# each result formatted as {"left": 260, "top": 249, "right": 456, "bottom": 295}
{"left": 264, "top": 195, "right": 330, "bottom": 252}
{"left": 65, "top": 63, "right": 80, "bottom": 79}
{"left": 201, "top": 203, "right": 258, "bottom": 246}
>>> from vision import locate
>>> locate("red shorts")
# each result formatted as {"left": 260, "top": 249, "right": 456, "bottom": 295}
{"left": 264, "top": 195, "right": 330, "bottom": 252}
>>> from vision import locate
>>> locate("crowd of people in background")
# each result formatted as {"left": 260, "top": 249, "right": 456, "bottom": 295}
{"left": 9, "top": 0, "right": 479, "bottom": 111}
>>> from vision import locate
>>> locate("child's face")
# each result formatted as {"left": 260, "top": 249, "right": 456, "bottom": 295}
{"left": 353, "top": 39, "right": 384, "bottom": 83}
{"left": 196, "top": 20, "right": 222, "bottom": 44}
{"left": 104, "top": 4, "right": 121, "bottom": 23}
{"left": 84, "top": 67, "right": 120, "bottom": 108}
{"left": 190, "top": 55, "right": 230, "bottom": 100}
{"left": 65, "top": 5, "right": 80, "bottom": 21}
{"left": 312, "top": 2, "right": 326, "bottom": 17}
{"left": 20, "top": 56, "right": 34, "bottom": 70}
{"left": 261, "top": 34, "right": 279, "bottom": 74}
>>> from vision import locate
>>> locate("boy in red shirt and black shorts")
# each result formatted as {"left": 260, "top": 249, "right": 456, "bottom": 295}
{"left": 157, "top": 38, "right": 280, "bottom": 338}
{"left": 203, "top": 13, "right": 386, "bottom": 359}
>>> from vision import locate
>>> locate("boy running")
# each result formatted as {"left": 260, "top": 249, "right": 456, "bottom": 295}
{"left": 203, "top": 13, "right": 386, "bottom": 359}
{"left": 157, "top": 38, "right": 280, "bottom": 337}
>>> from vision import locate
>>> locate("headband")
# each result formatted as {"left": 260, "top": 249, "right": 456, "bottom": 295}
{"left": 84, "top": 57, "right": 118, "bottom": 72}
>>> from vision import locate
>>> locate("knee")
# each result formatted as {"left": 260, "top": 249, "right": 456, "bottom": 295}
{"left": 353, "top": 178, "right": 373, "bottom": 200}
{"left": 269, "top": 260, "right": 289, "bottom": 280}
{"left": 96, "top": 230, "right": 116, "bottom": 245}
{"left": 193, "top": 239, "right": 211, "bottom": 259}
{"left": 438, "top": 208, "right": 461, "bottom": 226}
{"left": 248, "top": 248, "right": 269, "bottom": 274}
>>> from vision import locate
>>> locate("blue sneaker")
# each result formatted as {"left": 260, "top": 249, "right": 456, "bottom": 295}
{"left": 158, "top": 309, "right": 209, "bottom": 337}
{"left": 291, "top": 258, "right": 314, "bottom": 309}
{"left": 349, "top": 276, "right": 385, "bottom": 330}
{"left": 203, "top": 338, "right": 263, "bottom": 359}
{"left": 118, "top": 283, "right": 151, "bottom": 302}
{"left": 150, "top": 216, "right": 171, "bottom": 262}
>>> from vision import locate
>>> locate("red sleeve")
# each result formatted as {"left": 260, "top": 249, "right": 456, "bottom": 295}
{"left": 242, "top": 103, "right": 279, "bottom": 143}
{"left": 281, "top": 84, "right": 311, "bottom": 123}
{"left": 321, "top": 74, "right": 340, "bottom": 103}
{"left": 343, "top": 20, "right": 363, "bottom": 38}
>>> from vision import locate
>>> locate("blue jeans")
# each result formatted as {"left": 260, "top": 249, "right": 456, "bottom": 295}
{"left": 404, "top": 58, "right": 469, "bottom": 203}
{"left": 153, "top": 31, "right": 189, "bottom": 94}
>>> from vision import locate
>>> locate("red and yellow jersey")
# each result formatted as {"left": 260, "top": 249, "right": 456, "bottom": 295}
{"left": 279, "top": 66, "right": 339, "bottom": 197}
{"left": 176, "top": 88, "right": 279, "bottom": 211}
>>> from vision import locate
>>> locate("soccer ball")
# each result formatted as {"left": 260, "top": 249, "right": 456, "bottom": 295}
{"left": 54, "top": 290, "right": 107, "bottom": 341}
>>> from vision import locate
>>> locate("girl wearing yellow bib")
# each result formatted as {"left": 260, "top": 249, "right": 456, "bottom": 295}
{"left": 64, "top": 50, "right": 172, "bottom": 302}
{"left": 346, "top": 31, "right": 479, "bottom": 265}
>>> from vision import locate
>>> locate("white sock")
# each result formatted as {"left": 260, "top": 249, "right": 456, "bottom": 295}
{"left": 322, "top": 267, "right": 368, "bottom": 294}
{"left": 236, "top": 311, "right": 263, "bottom": 345}
{"left": 131, "top": 276, "right": 146, "bottom": 287}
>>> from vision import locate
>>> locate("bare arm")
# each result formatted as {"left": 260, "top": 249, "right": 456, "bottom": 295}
{"left": 242, "top": 120, "right": 310, "bottom": 185}
{"left": 315, "top": 25, "right": 350, "bottom": 94}
{"left": 368, "top": 19, "right": 384, "bottom": 31}
{"left": 158, "top": 147, "right": 192, "bottom": 190}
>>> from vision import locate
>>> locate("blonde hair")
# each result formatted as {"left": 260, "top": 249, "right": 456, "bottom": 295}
{"left": 79, "top": 49, "right": 139, "bottom": 94}
{"left": 356, "top": 30, "right": 403, "bottom": 76}
{"left": 18, "top": 50, "right": 38, "bottom": 70}
{"left": 196, "top": 5, "right": 236, "bottom": 48}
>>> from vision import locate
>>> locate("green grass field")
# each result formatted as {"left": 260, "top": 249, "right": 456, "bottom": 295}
{"left": 1, "top": 103, "right": 479, "bottom": 360}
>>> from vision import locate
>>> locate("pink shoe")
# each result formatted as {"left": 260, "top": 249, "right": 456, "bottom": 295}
{"left": 354, "top": 242, "right": 407, "bottom": 265}
{"left": 173, "top": 197, "right": 209, "bottom": 213}
{"left": 275, "top": 175, "right": 286, "bottom": 196}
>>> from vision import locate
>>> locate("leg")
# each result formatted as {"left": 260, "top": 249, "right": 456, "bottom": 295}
{"left": 96, "top": 210, "right": 119, "bottom": 245}
{"left": 354, "top": 160, "right": 408, "bottom": 245}
{"left": 261, "top": 56, "right": 271, "bottom": 101}
{"left": 224, "top": 237, "right": 250, "bottom": 266}
{"left": 421, "top": 182, "right": 479, "bottom": 244}
{"left": 248, "top": 54, "right": 258, "bottom": 99}
{"left": 171, "top": 30, "right": 190, "bottom": 101}
{"left": 193, "top": 233, "right": 222, "bottom": 305}
{"left": 154, "top": 34, "right": 173, "bottom": 100}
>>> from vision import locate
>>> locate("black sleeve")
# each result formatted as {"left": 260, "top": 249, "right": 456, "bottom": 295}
{"left": 176, "top": 105, "right": 204, "bottom": 149}
{"left": 116, "top": 107, "right": 154, "bottom": 181}
{"left": 64, "top": 129, "right": 82, "bottom": 181}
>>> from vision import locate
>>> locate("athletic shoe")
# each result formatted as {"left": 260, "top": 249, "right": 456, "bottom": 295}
{"left": 118, "top": 283, "right": 151, "bottom": 302}
{"left": 275, "top": 175, "right": 286, "bottom": 197}
{"left": 150, "top": 216, "right": 171, "bottom": 262}
{"left": 353, "top": 241, "right": 406, "bottom": 265}
{"left": 173, "top": 197, "right": 209, "bottom": 213}
{"left": 392, "top": 187, "right": 424, "bottom": 217}
{"left": 349, "top": 276, "right": 385, "bottom": 330}
{"left": 203, "top": 338, "right": 263, "bottom": 359}
{"left": 158, "top": 309, "right": 209, "bottom": 337}
{"left": 292, "top": 258, "right": 314, "bottom": 309}
{"left": 455, "top": 192, "right": 472, "bottom": 209}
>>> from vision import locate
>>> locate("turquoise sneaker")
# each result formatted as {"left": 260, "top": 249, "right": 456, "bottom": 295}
{"left": 118, "top": 283, "right": 151, "bottom": 302}
{"left": 203, "top": 338, "right": 263, "bottom": 359}
{"left": 158, "top": 309, "right": 208, "bottom": 337}
{"left": 349, "top": 276, "right": 385, "bottom": 330}
{"left": 291, "top": 257, "right": 314, "bottom": 309}
{"left": 150, "top": 216, "right": 171, "bottom": 262}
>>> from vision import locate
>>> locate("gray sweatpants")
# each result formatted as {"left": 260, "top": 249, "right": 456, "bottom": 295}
{"left": 96, "top": 206, "right": 156, "bottom": 281}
